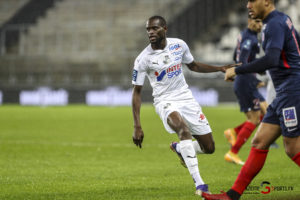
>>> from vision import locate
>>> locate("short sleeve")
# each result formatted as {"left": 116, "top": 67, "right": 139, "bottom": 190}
{"left": 265, "top": 20, "right": 285, "bottom": 51}
{"left": 181, "top": 40, "right": 194, "bottom": 64}
{"left": 132, "top": 57, "right": 147, "bottom": 85}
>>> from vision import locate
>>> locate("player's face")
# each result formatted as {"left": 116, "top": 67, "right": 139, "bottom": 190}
{"left": 146, "top": 19, "right": 166, "bottom": 44}
{"left": 247, "top": 0, "right": 266, "bottom": 20}
{"left": 249, "top": 18, "right": 262, "bottom": 32}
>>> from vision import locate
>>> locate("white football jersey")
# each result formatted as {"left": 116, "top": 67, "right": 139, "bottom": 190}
{"left": 132, "top": 38, "right": 194, "bottom": 103}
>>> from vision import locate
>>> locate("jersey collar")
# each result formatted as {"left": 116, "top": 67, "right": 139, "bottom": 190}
{"left": 263, "top": 10, "right": 278, "bottom": 24}
{"left": 147, "top": 38, "right": 169, "bottom": 54}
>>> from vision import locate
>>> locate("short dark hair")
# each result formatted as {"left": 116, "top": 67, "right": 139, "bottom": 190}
{"left": 148, "top": 15, "right": 167, "bottom": 27}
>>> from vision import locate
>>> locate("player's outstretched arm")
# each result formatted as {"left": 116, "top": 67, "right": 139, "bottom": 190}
{"left": 186, "top": 61, "right": 238, "bottom": 73}
{"left": 235, "top": 48, "right": 281, "bottom": 74}
{"left": 132, "top": 85, "right": 144, "bottom": 148}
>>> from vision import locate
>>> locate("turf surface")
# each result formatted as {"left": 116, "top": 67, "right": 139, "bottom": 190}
{"left": 0, "top": 105, "right": 299, "bottom": 199}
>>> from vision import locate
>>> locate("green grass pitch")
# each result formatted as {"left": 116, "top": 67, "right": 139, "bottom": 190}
{"left": 0, "top": 105, "right": 299, "bottom": 200}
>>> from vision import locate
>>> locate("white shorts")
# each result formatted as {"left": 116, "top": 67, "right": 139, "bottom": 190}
{"left": 154, "top": 99, "right": 212, "bottom": 135}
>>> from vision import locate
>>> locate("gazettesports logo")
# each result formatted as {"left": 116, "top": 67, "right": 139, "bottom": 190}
{"left": 155, "top": 64, "right": 182, "bottom": 81}
{"left": 245, "top": 181, "right": 294, "bottom": 195}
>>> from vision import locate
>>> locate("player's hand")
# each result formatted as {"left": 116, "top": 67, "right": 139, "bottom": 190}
{"left": 132, "top": 126, "right": 144, "bottom": 148}
{"left": 257, "top": 81, "right": 265, "bottom": 88}
{"left": 225, "top": 67, "right": 236, "bottom": 81}
{"left": 220, "top": 63, "right": 242, "bottom": 73}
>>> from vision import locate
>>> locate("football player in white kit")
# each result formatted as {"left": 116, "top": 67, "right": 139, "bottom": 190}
{"left": 131, "top": 16, "right": 236, "bottom": 195}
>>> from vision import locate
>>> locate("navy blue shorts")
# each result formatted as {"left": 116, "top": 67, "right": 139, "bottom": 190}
{"left": 234, "top": 75, "right": 265, "bottom": 113}
{"left": 263, "top": 93, "right": 300, "bottom": 137}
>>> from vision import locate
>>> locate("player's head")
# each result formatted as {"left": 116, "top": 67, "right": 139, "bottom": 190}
{"left": 247, "top": 0, "right": 275, "bottom": 20}
{"left": 146, "top": 16, "right": 167, "bottom": 45}
{"left": 248, "top": 16, "right": 262, "bottom": 32}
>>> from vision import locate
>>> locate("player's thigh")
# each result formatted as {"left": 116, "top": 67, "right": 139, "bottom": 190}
{"left": 283, "top": 135, "right": 300, "bottom": 158}
{"left": 251, "top": 122, "right": 281, "bottom": 150}
{"left": 193, "top": 133, "right": 215, "bottom": 154}
{"left": 167, "top": 111, "right": 187, "bottom": 130}
{"left": 167, "top": 111, "right": 191, "bottom": 139}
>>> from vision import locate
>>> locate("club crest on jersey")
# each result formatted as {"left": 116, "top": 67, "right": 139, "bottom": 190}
{"left": 283, "top": 107, "right": 298, "bottom": 128}
{"left": 163, "top": 55, "right": 171, "bottom": 64}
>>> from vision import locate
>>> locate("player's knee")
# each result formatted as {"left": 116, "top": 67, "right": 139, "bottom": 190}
{"left": 284, "top": 147, "right": 297, "bottom": 159}
{"left": 178, "top": 127, "right": 192, "bottom": 140}
{"left": 249, "top": 118, "right": 260, "bottom": 126}
{"left": 203, "top": 142, "right": 215, "bottom": 154}
{"left": 251, "top": 136, "right": 268, "bottom": 149}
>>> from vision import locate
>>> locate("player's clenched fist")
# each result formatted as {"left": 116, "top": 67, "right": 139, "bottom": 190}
{"left": 225, "top": 67, "right": 236, "bottom": 81}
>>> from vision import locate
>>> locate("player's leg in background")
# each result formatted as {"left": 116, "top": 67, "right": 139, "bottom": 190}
{"left": 283, "top": 135, "right": 300, "bottom": 166}
{"left": 224, "top": 109, "right": 261, "bottom": 165}
{"left": 167, "top": 111, "right": 209, "bottom": 195}
{"left": 232, "top": 109, "right": 261, "bottom": 153}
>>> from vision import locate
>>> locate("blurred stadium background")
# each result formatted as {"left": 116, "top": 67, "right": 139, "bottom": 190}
{"left": 0, "top": 0, "right": 299, "bottom": 106}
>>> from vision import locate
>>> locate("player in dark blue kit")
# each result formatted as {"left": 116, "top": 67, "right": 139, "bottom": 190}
{"left": 203, "top": 0, "right": 300, "bottom": 199}
{"left": 224, "top": 17, "right": 268, "bottom": 165}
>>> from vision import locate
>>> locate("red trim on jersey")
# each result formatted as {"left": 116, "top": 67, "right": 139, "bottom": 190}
{"left": 292, "top": 30, "right": 300, "bottom": 56}
{"left": 281, "top": 50, "right": 291, "bottom": 68}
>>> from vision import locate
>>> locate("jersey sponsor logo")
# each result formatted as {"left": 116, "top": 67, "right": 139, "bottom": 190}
{"left": 154, "top": 64, "right": 182, "bottom": 81}
{"left": 171, "top": 50, "right": 183, "bottom": 56}
{"left": 174, "top": 56, "right": 181, "bottom": 61}
{"left": 132, "top": 69, "right": 138, "bottom": 81}
{"left": 283, "top": 107, "right": 298, "bottom": 128}
{"left": 155, "top": 70, "right": 166, "bottom": 81}
{"left": 169, "top": 43, "right": 181, "bottom": 51}
{"left": 167, "top": 64, "right": 182, "bottom": 78}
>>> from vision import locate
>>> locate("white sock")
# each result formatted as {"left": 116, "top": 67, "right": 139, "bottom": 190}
{"left": 192, "top": 171, "right": 205, "bottom": 188}
{"left": 176, "top": 140, "right": 204, "bottom": 154}
{"left": 179, "top": 139, "right": 205, "bottom": 187}
{"left": 192, "top": 141, "right": 204, "bottom": 154}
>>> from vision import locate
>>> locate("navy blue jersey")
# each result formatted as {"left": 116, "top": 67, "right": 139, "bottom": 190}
{"left": 262, "top": 10, "right": 300, "bottom": 94}
{"left": 234, "top": 28, "right": 260, "bottom": 87}
{"left": 234, "top": 28, "right": 260, "bottom": 64}
{"left": 234, "top": 28, "right": 264, "bottom": 112}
